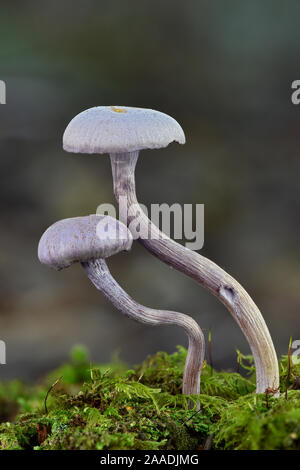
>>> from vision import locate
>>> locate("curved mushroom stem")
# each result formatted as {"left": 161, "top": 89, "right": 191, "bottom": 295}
{"left": 82, "top": 258, "right": 205, "bottom": 405}
{"left": 109, "top": 151, "right": 279, "bottom": 395}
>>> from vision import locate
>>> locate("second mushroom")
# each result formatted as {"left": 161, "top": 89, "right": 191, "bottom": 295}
{"left": 38, "top": 215, "right": 205, "bottom": 402}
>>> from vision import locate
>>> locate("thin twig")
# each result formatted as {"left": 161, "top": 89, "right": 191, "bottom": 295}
{"left": 285, "top": 336, "right": 292, "bottom": 400}
{"left": 183, "top": 407, "right": 201, "bottom": 425}
{"left": 208, "top": 328, "right": 213, "bottom": 375}
{"left": 236, "top": 350, "right": 240, "bottom": 374}
{"left": 44, "top": 376, "right": 63, "bottom": 414}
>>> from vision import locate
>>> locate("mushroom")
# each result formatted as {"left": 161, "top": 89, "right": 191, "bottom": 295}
{"left": 38, "top": 214, "right": 205, "bottom": 400}
{"left": 63, "top": 106, "right": 279, "bottom": 395}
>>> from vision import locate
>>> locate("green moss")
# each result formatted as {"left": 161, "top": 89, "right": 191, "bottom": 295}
{"left": 0, "top": 346, "right": 299, "bottom": 450}
{"left": 213, "top": 392, "right": 300, "bottom": 450}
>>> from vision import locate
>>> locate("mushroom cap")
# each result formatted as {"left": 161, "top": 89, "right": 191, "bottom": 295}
{"left": 63, "top": 106, "right": 185, "bottom": 154}
{"left": 38, "top": 215, "right": 133, "bottom": 270}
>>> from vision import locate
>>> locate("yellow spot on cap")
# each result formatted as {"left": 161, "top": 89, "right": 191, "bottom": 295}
{"left": 110, "top": 106, "right": 127, "bottom": 113}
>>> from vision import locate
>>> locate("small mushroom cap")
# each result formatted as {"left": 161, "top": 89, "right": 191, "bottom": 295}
{"left": 63, "top": 106, "right": 185, "bottom": 154}
{"left": 38, "top": 215, "right": 133, "bottom": 270}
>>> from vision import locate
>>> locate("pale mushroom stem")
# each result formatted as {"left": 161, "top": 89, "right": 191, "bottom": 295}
{"left": 110, "top": 151, "right": 279, "bottom": 395}
{"left": 82, "top": 258, "right": 205, "bottom": 404}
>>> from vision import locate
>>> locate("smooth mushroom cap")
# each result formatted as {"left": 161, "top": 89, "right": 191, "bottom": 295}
{"left": 38, "top": 215, "right": 133, "bottom": 270}
{"left": 63, "top": 106, "right": 185, "bottom": 154}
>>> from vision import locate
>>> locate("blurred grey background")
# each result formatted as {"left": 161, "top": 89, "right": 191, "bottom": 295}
{"left": 0, "top": 0, "right": 299, "bottom": 380}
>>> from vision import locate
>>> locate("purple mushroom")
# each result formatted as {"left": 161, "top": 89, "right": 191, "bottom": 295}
{"left": 63, "top": 106, "right": 279, "bottom": 395}
{"left": 38, "top": 214, "right": 205, "bottom": 402}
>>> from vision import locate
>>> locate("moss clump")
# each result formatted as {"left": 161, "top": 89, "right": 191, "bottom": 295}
{"left": 135, "top": 346, "right": 256, "bottom": 399}
{"left": 0, "top": 345, "right": 299, "bottom": 450}
{"left": 213, "top": 392, "right": 300, "bottom": 450}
